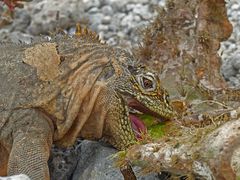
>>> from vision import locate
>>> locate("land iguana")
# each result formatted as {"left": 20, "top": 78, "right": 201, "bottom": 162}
{"left": 0, "top": 24, "right": 175, "bottom": 179}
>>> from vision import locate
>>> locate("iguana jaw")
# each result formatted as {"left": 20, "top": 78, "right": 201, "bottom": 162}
{"left": 128, "top": 98, "right": 171, "bottom": 121}
{"left": 128, "top": 98, "right": 170, "bottom": 139}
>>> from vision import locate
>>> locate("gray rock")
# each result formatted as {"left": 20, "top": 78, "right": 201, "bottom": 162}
{"left": 220, "top": 1, "right": 240, "bottom": 86}
{"left": 221, "top": 61, "right": 237, "bottom": 80}
{"left": 49, "top": 141, "right": 81, "bottom": 180}
{"left": 72, "top": 140, "right": 120, "bottom": 180}
{"left": 228, "top": 76, "right": 240, "bottom": 87}
{"left": 98, "top": 24, "right": 109, "bottom": 32}
{"left": 25, "top": 0, "right": 86, "bottom": 35}
{"left": 231, "top": 52, "right": 240, "bottom": 70}
{"left": 107, "top": 37, "right": 118, "bottom": 46}
{"left": 133, "top": 15, "right": 141, "bottom": 22}
{"left": 82, "top": 0, "right": 101, "bottom": 11}
{"left": 101, "top": 5, "right": 114, "bottom": 15}
{"left": 0, "top": 30, "right": 33, "bottom": 43}
{"left": 121, "top": 14, "right": 134, "bottom": 27}
{"left": 114, "top": 13, "right": 126, "bottom": 21}
{"left": 102, "top": 16, "right": 112, "bottom": 24}
{"left": 88, "top": 13, "right": 105, "bottom": 30}
{"left": 108, "top": 24, "right": 118, "bottom": 32}
{"left": 132, "top": 4, "right": 151, "bottom": 19}
{"left": 126, "top": 4, "right": 136, "bottom": 11}
{"left": 10, "top": 10, "right": 31, "bottom": 32}
{"left": 88, "top": 7, "right": 100, "bottom": 14}
{"left": 71, "top": 140, "right": 162, "bottom": 180}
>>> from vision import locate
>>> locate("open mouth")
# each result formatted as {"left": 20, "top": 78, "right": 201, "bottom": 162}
{"left": 128, "top": 98, "right": 170, "bottom": 139}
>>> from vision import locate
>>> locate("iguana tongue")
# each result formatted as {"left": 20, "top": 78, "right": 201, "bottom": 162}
{"left": 129, "top": 114, "right": 147, "bottom": 139}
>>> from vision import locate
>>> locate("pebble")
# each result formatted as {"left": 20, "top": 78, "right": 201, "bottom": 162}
{"left": 97, "top": 24, "right": 109, "bottom": 32}
{"left": 132, "top": 4, "right": 150, "bottom": 19}
{"left": 232, "top": 4, "right": 239, "bottom": 10}
{"left": 83, "top": 0, "right": 101, "bottom": 11}
{"left": 101, "top": 5, "right": 113, "bottom": 15}
{"left": 101, "top": 16, "right": 111, "bottom": 24}
{"left": 88, "top": 7, "right": 100, "bottom": 14}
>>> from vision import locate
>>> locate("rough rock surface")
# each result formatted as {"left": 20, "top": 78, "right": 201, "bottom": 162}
{"left": 0, "top": 0, "right": 165, "bottom": 46}
{"left": 49, "top": 140, "right": 164, "bottom": 180}
{"left": 220, "top": 1, "right": 240, "bottom": 87}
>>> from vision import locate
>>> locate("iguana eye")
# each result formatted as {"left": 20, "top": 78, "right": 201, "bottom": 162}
{"left": 142, "top": 77, "right": 153, "bottom": 89}
{"left": 137, "top": 74, "right": 156, "bottom": 91}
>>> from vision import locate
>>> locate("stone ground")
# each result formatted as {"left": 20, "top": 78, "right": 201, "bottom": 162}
{"left": 0, "top": 0, "right": 239, "bottom": 179}
{"left": 220, "top": 0, "right": 240, "bottom": 87}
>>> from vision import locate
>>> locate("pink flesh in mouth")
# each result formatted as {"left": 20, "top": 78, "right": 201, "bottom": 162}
{"left": 129, "top": 114, "right": 147, "bottom": 139}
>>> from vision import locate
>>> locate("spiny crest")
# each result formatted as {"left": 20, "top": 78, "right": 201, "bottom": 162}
{"left": 74, "top": 23, "right": 104, "bottom": 44}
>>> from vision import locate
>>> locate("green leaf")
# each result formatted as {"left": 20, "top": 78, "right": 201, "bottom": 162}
{"left": 140, "top": 114, "right": 166, "bottom": 139}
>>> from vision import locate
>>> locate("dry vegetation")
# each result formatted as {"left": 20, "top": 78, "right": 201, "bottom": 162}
{"left": 120, "top": 0, "right": 240, "bottom": 179}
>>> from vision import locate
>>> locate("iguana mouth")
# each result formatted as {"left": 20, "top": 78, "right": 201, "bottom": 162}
{"left": 128, "top": 98, "right": 169, "bottom": 139}
{"left": 129, "top": 114, "right": 147, "bottom": 139}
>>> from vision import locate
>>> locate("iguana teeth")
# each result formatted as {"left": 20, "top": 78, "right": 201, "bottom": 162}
{"left": 129, "top": 107, "right": 143, "bottom": 114}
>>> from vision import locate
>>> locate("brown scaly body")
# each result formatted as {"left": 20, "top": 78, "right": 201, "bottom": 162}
{"left": 0, "top": 25, "right": 174, "bottom": 179}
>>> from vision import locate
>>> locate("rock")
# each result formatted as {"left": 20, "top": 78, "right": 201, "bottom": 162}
{"left": 82, "top": 0, "right": 101, "bottom": 11}
{"left": 49, "top": 140, "right": 165, "bottom": 180}
{"left": 25, "top": 0, "right": 86, "bottom": 35}
{"left": 121, "top": 14, "right": 134, "bottom": 27}
{"left": 231, "top": 52, "right": 240, "bottom": 70}
{"left": 49, "top": 141, "right": 81, "bottom": 180}
{"left": 0, "top": 174, "right": 30, "bottom": 180}
{"left": 107, "top": 36, "right": 118, "bottom": 45}
{"left": 132, "top": 4, "right": 151, "bottom": 19}
{"left": 97, "top": 24, "right": 109, "bottom": 32}
{"left": 71, "top": 140, "right": 162, "bottom": 180}
{"left": 126, "top": 4, "right": 136, "bottom": 11}
{"left": 101, "top": 5, "right": 113, "bottom": 15}
{"left": 220, "top": 1, "right": 240, "bottom": 86}
{"left": 228, "top": 76, "right": 240, "bottom": 87}
{"left": 133, "top": 15, "right": 141, "bottom": 23}
{"left": 88, "top": 13, "right": 104, "bottom": 30}
{"left": 71, "top": 140, "right": 120, "bottom": 180}
{"left": 102, "top": 16, "right": 112, "bottom": 24}
{"left": 231, "top": 4, "right": 240, "bottom": 10}
{"left": 10, "top": 10, "right": 31, "bottom": 32}
{"left": 88, "top": 7, "right": 100, "bottom": 14}
{"left": 0, "top": 30, "right": 33, "bottom": 43}
{"left": 221, "top": 61, "right": 237, "bottom": 80}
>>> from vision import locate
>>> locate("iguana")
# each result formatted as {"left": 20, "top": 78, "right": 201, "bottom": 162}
{"left": 0, "top": 25, "right": 175, "bottom": 179}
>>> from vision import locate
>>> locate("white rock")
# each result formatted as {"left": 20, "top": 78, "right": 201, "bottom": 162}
{"left": 88, "top": 7, "right": 99, "bottom": 14}
{"left": 101, "top": 16, "right": 112, "bottom": 24}
{"left": 132, "top": 4, "right": 151, "bottom": 19}
{"left": 121, "top": 14, "right": 134, "bottom": 27}
{"left": 126, "top": 4, "right": 135, "bottom": 11}
{"left": 101, "top": 5, "right": 113, "bottom": 15}
{"left": 0, "top": 174, "right": 30, "bottom": 180}
{"left": 231, "top": 3, "right": 240, "bottom": 10}
{"left": 97, "top": 24, "right": 109, "bottom": 32}
{"left": 82, "top": 0, "right": 101, "bottom": 10}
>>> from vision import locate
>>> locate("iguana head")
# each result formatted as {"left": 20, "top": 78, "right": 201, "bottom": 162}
{"left": 110, "top": 49, "right": 175, "bottom": 144}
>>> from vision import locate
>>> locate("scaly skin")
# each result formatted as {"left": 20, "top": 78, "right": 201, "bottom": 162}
{"left": 0, "top": 26, "right": 174, "bottom": 179}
